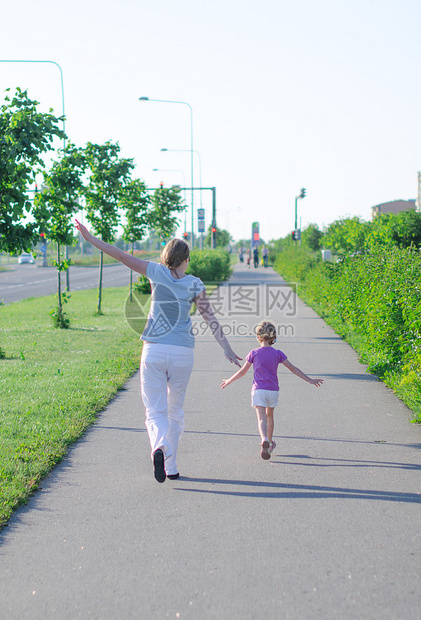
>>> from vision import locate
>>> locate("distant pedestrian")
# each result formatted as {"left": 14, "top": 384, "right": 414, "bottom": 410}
{"left": 246, "top": 248, "right": 251, "bottom": 268}
{"left": 75, "top": 220, "right": 241, "bottom": 483}
{"left": 262, "top": 245, "right": 269, "bottom": 268}
{"left": 221, "top": 320, "right": 323, "bottom": 459}
{"left": 253, "top": 246, "right": 259, "bottom": 268}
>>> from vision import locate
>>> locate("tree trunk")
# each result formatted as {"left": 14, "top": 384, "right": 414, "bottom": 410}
{"left": 57, "top": 243, "right": 62, "bottom": 321}
{"left": 65, "top": 245, "right": 70, "bottom": 291}
{"left": 130, "top": 242, "right": 134, "bottom": 302}
{"left": 97, "top": 250, "right": 104, "bottom": 314}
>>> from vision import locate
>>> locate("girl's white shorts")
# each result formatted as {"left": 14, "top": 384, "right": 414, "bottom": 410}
{"left": 251, "top": 389, "right": 279, "bottom": 408}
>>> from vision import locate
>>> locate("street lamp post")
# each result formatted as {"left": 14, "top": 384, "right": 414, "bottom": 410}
{"left": 139, "top": 97, "right": 194, "bottom": 245}
{"left": 161, "top": 148, "right": 202, "bottom": 210}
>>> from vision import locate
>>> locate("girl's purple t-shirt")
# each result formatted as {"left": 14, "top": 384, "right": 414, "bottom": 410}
{"left": 246, "top": 346, "right": 287, "bottom": 391}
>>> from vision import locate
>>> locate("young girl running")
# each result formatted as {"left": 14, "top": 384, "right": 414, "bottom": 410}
{"left": 221, "top": 320, "right": 324, "bottom": 460}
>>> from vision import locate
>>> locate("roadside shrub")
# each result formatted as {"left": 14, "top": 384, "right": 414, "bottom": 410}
{"left": 274, "top": 246, "right": 421, "bottom": 422}
{"left": 132, "top": 249, "right": 232, "bottom": 292}
{"left": 0, "top": 300, "right": 5, "bottom": 358}
{"left": 274, "top": 247, "right": 333, "bottom": 314}
{"left": 321, "top": 212, "right": 421, "bottom": 258}
{"left": 187, "top": 249, "right": 232, "bottom": 283}
{"left": 134, "top": 274, "right": 151, "bottom": 294}
{"left": 302, "top": 223, "right": 323, "bottom": 251}
{"left": 268, "top": 246, "right": 277, "bottom": 264}
{"left": 323, "top": 216, "right": 369, "bottom": 256}
{"left": 367, "top": 211, "right": 421, "bottom": 249}
{"left": 50, "top": 292, "right": 71, "bottom": 329}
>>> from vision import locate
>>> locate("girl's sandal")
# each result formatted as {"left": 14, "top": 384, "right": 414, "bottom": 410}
{"left": 260, "top": 440, "right": 270, "bottom": 460}
{"left": 269, "top": 440, "right": 276, "bottom": 454}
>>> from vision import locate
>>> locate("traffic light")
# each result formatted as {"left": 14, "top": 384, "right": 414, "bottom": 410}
{"left": 183, "top": 232, "right": 188, "bottom": 239}
{"left": 292, "top": 230, "right": 301, "bottom": 241}
{"left": 300, "top": 188, "right": 306, "bottom": 199}
{"left": 211, "top": 226, "right": 217, "bottom": 247}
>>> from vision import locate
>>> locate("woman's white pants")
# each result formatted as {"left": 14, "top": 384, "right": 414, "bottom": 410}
{"left": 140, "top": 342, "right": 194, "bottom": 476}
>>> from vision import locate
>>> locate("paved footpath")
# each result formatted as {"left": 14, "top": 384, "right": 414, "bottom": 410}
{"left": 1, "top": 263, "right": 420, "bottom": 619}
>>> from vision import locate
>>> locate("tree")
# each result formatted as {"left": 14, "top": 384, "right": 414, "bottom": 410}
{"left": 0, "top": 299, "right": 5, "bottom": 358}
{"left": 204, "top": 225, "right": 231, "bottom": 249}
{"left": 33, "top": 144, "right": 86, "bottom": 327}
{"left": 149, "top": 185, "right": 185, "bottom": 241}
{"left": 270, "top": 234, "right": 294, "bottom": 253}
{"left": 368, "top": 211, "right": 421, "bottom": 249}
{"left": 302, "top": 223, "right": 323, "bottom": 251}
{"left": 83, "top": 142, "right": 134, "bottom": 314}
{"left": 236, "top": 238, "right": 251, "bottom": 250}
{"left": 0, "top": 88, "right": 66, "bottom": 253}
{"left": 121, "top": 178, "right": 151, "bottom": 301}
{"left": 323, "top": 217, "right": 369, "bottom": 256}
{"left": 389, "top": 210, "right": 421, "bottom": 248}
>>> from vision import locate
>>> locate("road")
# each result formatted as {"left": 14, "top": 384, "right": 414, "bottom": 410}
{"left": 0, "top": 262, "right": 133, "bottom": 304}
{"left": 0, "top": 262, "right": 420, "bottom": 619}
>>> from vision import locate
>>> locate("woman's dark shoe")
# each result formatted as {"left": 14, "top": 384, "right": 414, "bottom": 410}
{"left": 153, "top": 449, "right": 166, "bottom": 483}
{"left": 167, "top": 473, "right": 180, "bottom": 480}
{"left": 260, "top": 440, "right": 270, "bottom": 460}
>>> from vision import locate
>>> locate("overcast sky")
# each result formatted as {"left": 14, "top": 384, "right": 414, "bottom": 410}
{"left": 1, "top": 0, "right": 420, "bottom": 243}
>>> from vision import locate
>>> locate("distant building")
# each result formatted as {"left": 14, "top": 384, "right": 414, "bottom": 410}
{"left": 372, "top": 199, "right": 416, "bottom": 219}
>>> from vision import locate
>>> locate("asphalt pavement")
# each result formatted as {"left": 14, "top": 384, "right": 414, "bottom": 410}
{"left": 0, "top": 262, "right": 420, "bottom": 619}
{"left": 0, "top": 262, "right": 132, "bottom": 304}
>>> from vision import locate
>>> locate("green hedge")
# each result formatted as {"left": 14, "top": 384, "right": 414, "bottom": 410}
{"left": 133, "top": 249, "right": 232, "bottom": 294}
{"left": 187, "top": 249, "right": 232, "bottom": 283}
{"left": 274, "top": 246, "right": 421, "bottom": 422}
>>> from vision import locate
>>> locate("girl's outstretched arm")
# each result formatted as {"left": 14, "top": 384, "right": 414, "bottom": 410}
{"left": 194, "top": 289, "right": 242, "bottom": 366}
{"left": 282, "top": 359, "right": 324, "bottom": 387}
{"left": 221, "top": 360, "right": 251, "bottom": 388}
{"left": 75, "top": 219, "right": 150, "bottom": 275}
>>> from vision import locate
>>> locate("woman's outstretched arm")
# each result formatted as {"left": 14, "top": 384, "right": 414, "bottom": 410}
{"left": 193, "top": 289, "right": 242, "bottom": 366}
{"left": 75, "top": 220, "right": 149, "bottom": 276}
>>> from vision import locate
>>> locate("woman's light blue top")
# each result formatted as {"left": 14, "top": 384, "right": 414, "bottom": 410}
{"left": 141, "top": 262, "right": 206, "bottom": 348}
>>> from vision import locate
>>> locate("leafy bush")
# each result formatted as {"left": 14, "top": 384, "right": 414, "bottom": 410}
{"left": 132, "top": 249, "right": 232, "bottom": 292}
{"left": 50, "top": 291, "right": 71, "bottom": 329}
{"left": 203, "top": 225, "right": 231, "bottom": 249}
{"left": 367, "top": 211, "right": 421, "bottom": 249}
{"left": 274, "top": 246, "right": 421, "bottom": 422}
{"left": 0, "top": 300, "right": 4, "bottom": 358}
{"left": 323, "top": 217, "right": 369, "bottom": 256}
{"left": 302, "top": 223, "right": 323, "bottom": 251}
{"left": 134, "top": 274, "right": 151, "bottom": 294}
{"left": 322, "top": 211, "right": 421, "bottom": 258}
{"left": 187, "top": 249, "right": 232, "bottom": 283}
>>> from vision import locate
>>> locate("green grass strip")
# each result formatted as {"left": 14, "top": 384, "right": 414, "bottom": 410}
{"left": 0, "top": 287, "right": 146, "bottom": 528}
